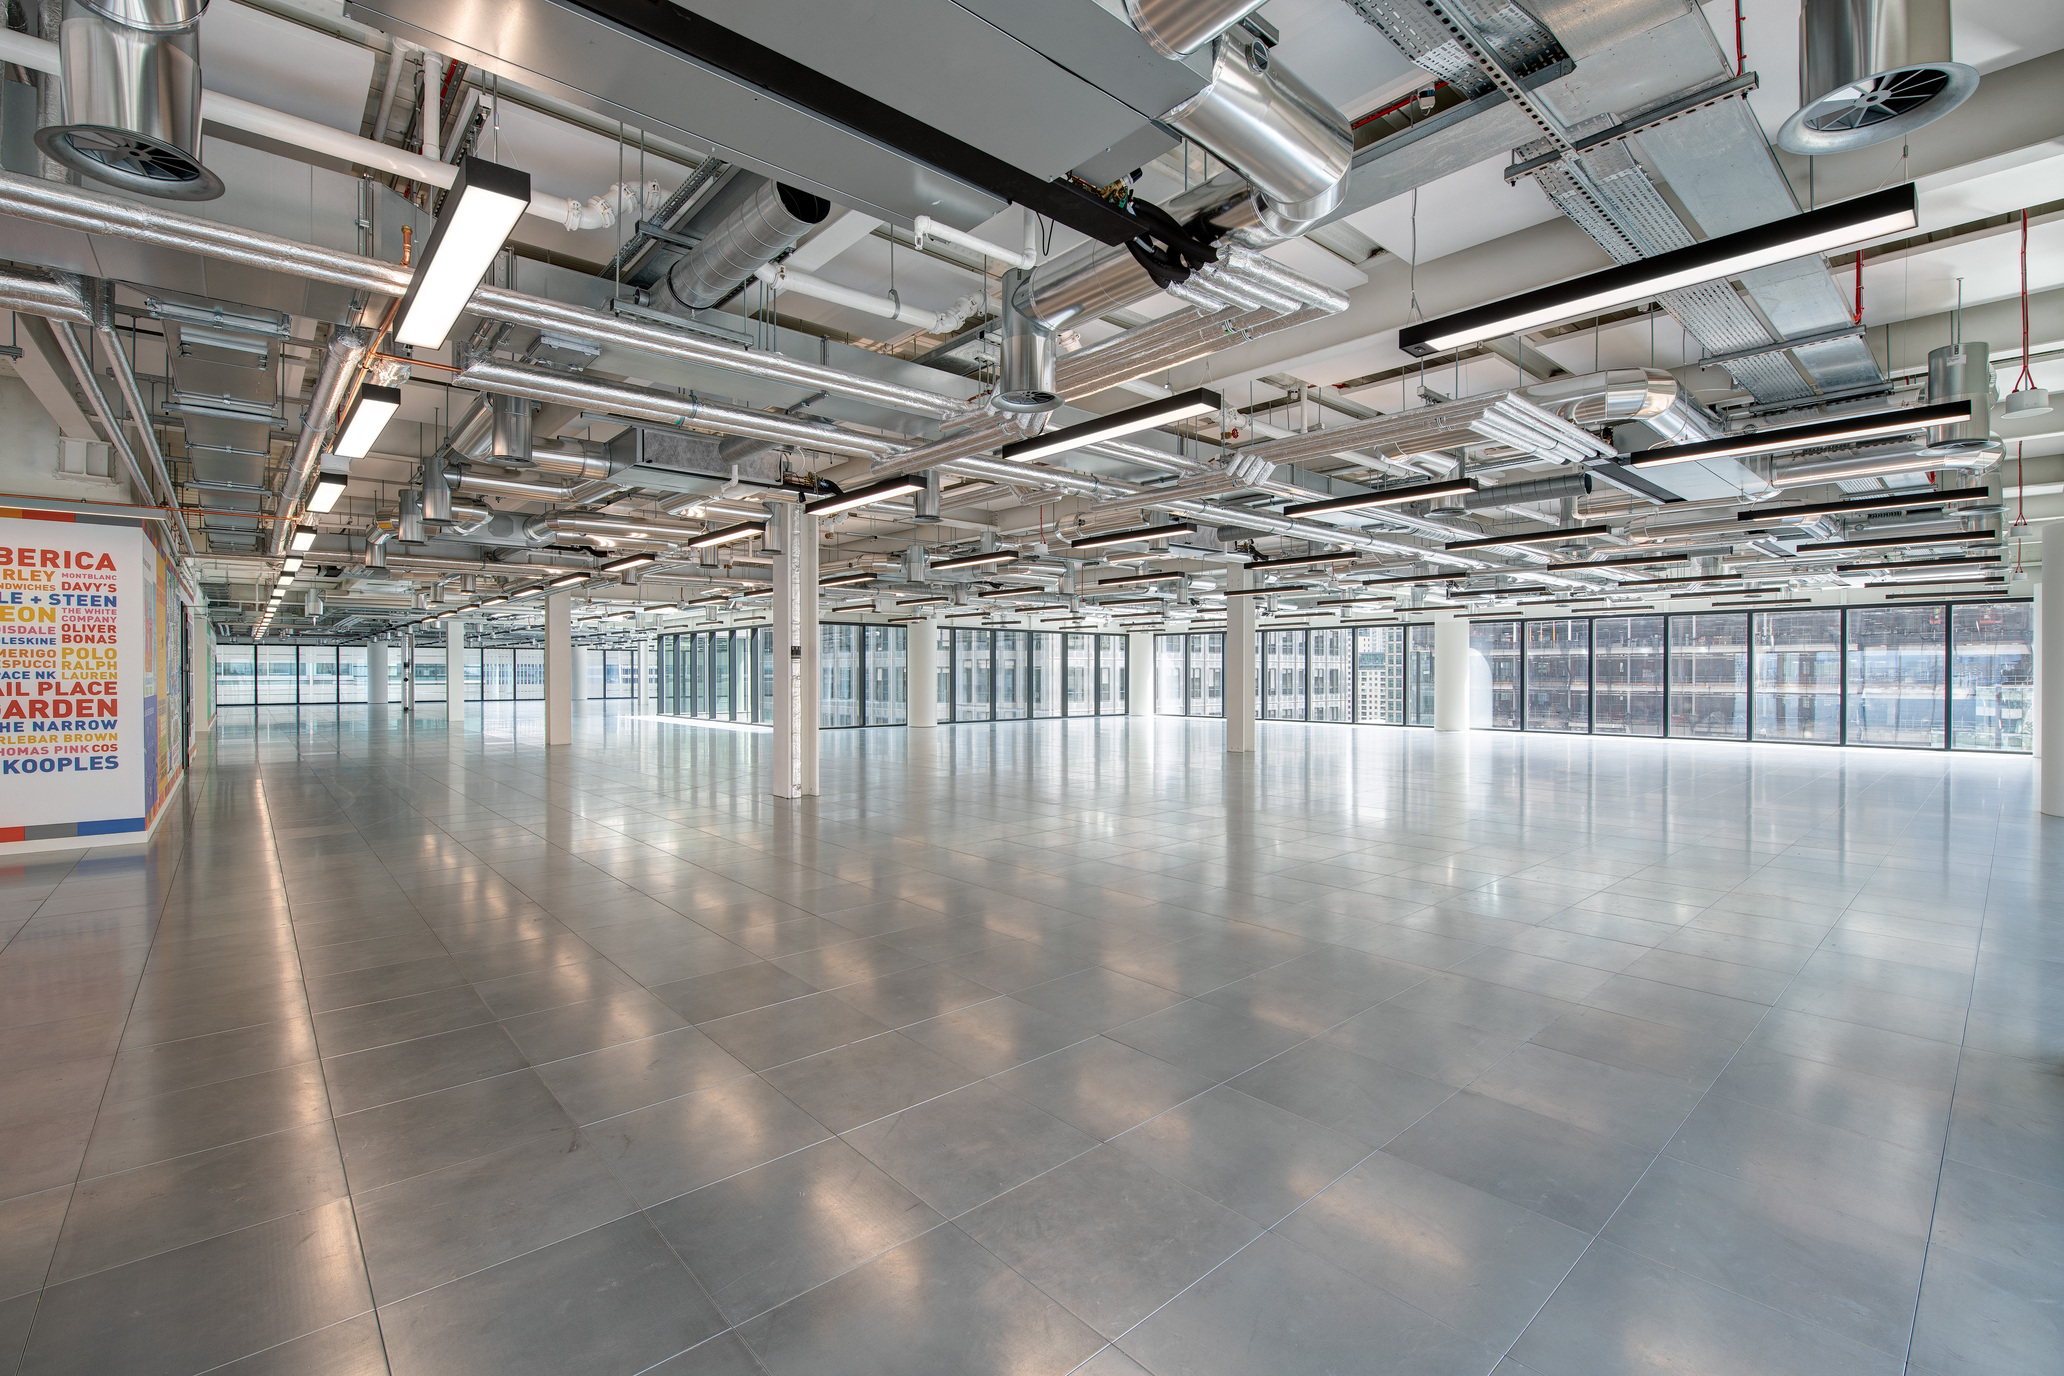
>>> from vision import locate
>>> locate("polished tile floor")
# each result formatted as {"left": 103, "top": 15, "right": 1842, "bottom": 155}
{"left": 2, "top": 703, "right": 2058, "bottom": 1376}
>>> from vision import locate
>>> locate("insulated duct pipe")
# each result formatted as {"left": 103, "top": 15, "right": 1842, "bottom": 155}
{"left": 456, "top": 359, "right": 899, "bottom": 460}
{"left": 452, "top": 472, "right": 576, "bottom": 500}
{"left": 274, "top": 329, "right": 368, "bottom": 552}
{"left": 751, "top": 262, "right": 967, "bottom": 334}
{"left": 0, "top": 168, "right": 967, "bottom": 420}
{"left": 1124, "top": 0, "right": 1271, "bottom": 56}
{"left": 525, "top": 440, "right": 622, "bottom": 480}
{"left": 1524, "top": 368, "right": 1719, "bottom": 446}
{"left": 996, "top": 266, "right": 1059, "bottom": 414}
{"left": 490, "top": 392, "right": 532, "bottom": 462}
{"left": 46, "top": 319, "right": 164, "bottom": 516}
{"left": 0, "top": 263, "right": 91, "bottom": 322}
{"left": 659, "top": 179, "right": 830, "bottom": 311}
{"left": 89, "top": 280, "right": 192, "bottom": 554}
{"left": 1770, "top": 443, "right": 1997, "bottom": 486}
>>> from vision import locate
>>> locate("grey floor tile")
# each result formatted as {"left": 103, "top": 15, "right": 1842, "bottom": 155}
{"left": 49, "top": 1121, "right": 348, "bottom": 1285}
{"left": 0, "top": 1185, "right": 69, "bottom": 1299}
{"left": 377, "top": 1214, "right": 723, "bottom": 1376}
{"left": 843, "top": 1079, "right": 1098, "bottom": 1218}
{"left": 19, "top": 1197, "right": 372, "bottom": 1376}
{"left": 1111, "top": 1085, "right": 1368, "bottom": 1226}
{"left": 353, "top": 1128, "right": 637, "bottom": 1304}
{"left": 1943, "top": 1048, "right": 2064, "bottom": 1192}
{"left": 77, "top": 1061, "right": 332, "bottom": 1179}
{"left": 649, "top": 962, "right": 819, "bottom": 1025}
{"left": 310, "top": 985, "right": 497, "bottom": 1058}
{"left": 698, "top": 991, "right": 890, "bottom": 1071}
{"left": 1908, "top": 1241, "right": 2063, "bottom": 1376}
{"left": 957, "top": 1145, "right": 1261, "bottom": 1340}
{"left": 1279, "top": 1149, "right": 1588, "bottom": 1349}
{"left": 1600, "top": 1154, "right": 1926, "bottom": 1354}
{"left": 532, "top": 1026, "right": 750, "bottom": 1125}
{"left": 1228, "top": 1037, "right": 1455, "bottom": 1147}
{"left": 647, "top": 1137, "right": 942, "bottom": 1324}
{"left": 1115, "top": 1230, "right": 1497, "bottom": 1376}
{"left": 1104, "top": 998, "right": 1310, "bottom": 1084}
{"left": 1710, "top": 1042, "right": 1953, "bottom": 1153}
{"left": 991, "top": 1036, "right": 1216, "bottom": 1141}
{"left": 100, "top": 1018, "right": 319, "bottom": 1107}
{"left": 1528, "top": 1004, "right": 1742, "bottom": 1086}
{"left": 333, "top": 1069, "right": 574, "bottom": 1193}
{"left": 1927, "top": 1159, "right": 2064, "bottom": 1277}
{"left": 1510, "top": 1241, "right": 1904, "bottom": 1376}
{"left": 1386, "top": 1090, "right": 1654, "bottom": 1234}
{"left": 497, "top": 988, "right": 688, "bottom": 1064}
{"left": 1471, "top": 1043, "right": 1706, "bottom": 1153}
{"left": 898, "top": 995, "right": 1095, "bottom": 1077}
{"left": 734, "top": 1223, "right": 1103, "bottom": 1376}
{"left": 322, "top": 1022, "right": 530, "bottom": 1116}
{"left": 586, "top": 1073, "right": 831, "bottom": 1208}
{"left": 1011, "top": 967, "right": 1187, "bottom": 1033}
{"left": 1321, "top": 1003, "right": 1524, "bottom": 1087}
{"left": 759, "top": 1031, "right": 979, "bottom": 1133}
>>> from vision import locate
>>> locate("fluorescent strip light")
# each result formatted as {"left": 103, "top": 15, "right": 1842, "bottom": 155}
{"left": 1834, "top": 554, "right": 1999, "bottom": 572}
{"left": 1091, "top": 597, "right": 1174, "bottom": 607}
{"left": 1070, "top": 522, "right": 1198, "bottom": 551}
{"left": 288, "top": 524, "right": 319, "bottom": 552}
{"left": 480, "top": 596, "right": 509, "bottom": 606}
{"left": 1000, "top": 388, "right": 1222, "bottom": 464}
{"left": 1223, "top": 583, "right": 1311, "bottom": 597}
{"left": 306, "top": 471, "right": 349, "bottom": 513}
{"left": 1091, "top": 571, "right": 1185, "bottom": 588}
{"left": 1282, "top": 477, "right": 1479, "bottom": 517}
{"left": 600, "top": 553, "right": 657, "bottom": 573}
{"left": 1247, "top": 550, "right": 1359, "bottom": 571}
{"left": 686, "top": 593, "right": 730, "bottom": 605}
{"left": 1446, "top": 523, "right": 1612, "bottom": 551}
{"left": 805, "top": 477, "right": 924, "bottom": 517}
{"left": 1738, "top": 490, "right": 1981, "bottom": 520}
{"left": 898, "top": 595, "right": 948, "bottom": 606}
{"left": 686, "top": 521, "right": 763, "bottom": 549}
{"left": 1628, "top": 400, "right": 1973, "bottom": 468}
{"left": 393, "top": 157, "right": 532, "bottom": 349}
{"left": 1622, "top": 572, "right": 1745, "bottom": 586}
{"left": 281, "top": 555, "right": 303, "bottom": 572}
{"left": 334, "top": 384, "right": 401, "bottom": 459}
{"left": 548, "top": 573, "right": 587, "bottom": 588}
{"left": 929, "top": 550, "right": 1018, "bottom": 570}
{"left": 819, "top": 571, "right": 877, "bottom": 587}
{"left": 1400, "top": 184, "right": 1919, "bottom": 355}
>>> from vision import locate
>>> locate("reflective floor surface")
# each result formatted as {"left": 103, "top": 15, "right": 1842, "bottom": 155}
{"left": 2, "top": 703, "right": 2058, "bottom": 1376}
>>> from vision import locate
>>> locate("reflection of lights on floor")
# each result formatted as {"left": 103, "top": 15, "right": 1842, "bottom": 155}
{"left": 623, "top": 714, "right": 772, "bottom": 733}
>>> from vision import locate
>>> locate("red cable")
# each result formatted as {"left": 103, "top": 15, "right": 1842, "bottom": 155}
{"left": 2012, "top": 209, "right": 2036, "bottom": 394}
{"left": 1734, "top": 0, "right": 1746, "bottom": 76}
{"left": 1853, "top": 253, "right": 1863, "bottom": 324}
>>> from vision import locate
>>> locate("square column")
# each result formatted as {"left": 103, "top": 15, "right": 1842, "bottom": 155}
{"left": 1127, "top": 632, "right": 1152, "bottom": 716}
{"left": 400, "top": 633, "right": 415, "bottom": 714}
{"left": 1434, "top": 614, "right": 1469, "bottom": 733}
{"left": 366, "top": 640, "right": 387, "bottom": 709}
{"left": 444, "top": 616, "right": 466, "bottom": 714}
{"left": 1225, "top": 568, "right": 1256, "bottom": 752}
{"left": 544, "top": 591, "right": 573, "bottom": 746}
{"left": 907, "top": 615, "right": 939, "bottom": 729}
{"left": 772, "top": 503, "right": 819, "bottom": 798}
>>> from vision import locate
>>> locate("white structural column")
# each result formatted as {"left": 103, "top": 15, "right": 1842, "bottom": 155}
{"left": 1434, "top": 614, "right": 1469, "bottom": 733}
{"left": 1127, "top": 632, "right": 1152, "bottom": 716}
{"left": 772, "top": 503, "right": 820, "bottom": 798}
{"left": 544, "top": 592, "right": 573, "bottom": 746}
{"left": 400, "top": 633, "right": 415, "bottom": 714}
{"left": 2043, "top": 523, "right": 2063, "bottom": 815}
{"left": 444, "top": 616, "right": 465, "bottom": 713}
{"left": 1225, "top": 569, "right": 1256, "bottom": 752}
{"left": 571, "top": 647, "right": 591, "bottom": 707}
{"left": 366, "top": 640, "right": 388, "bottom": 709}
{"left": 908, "top": 616, "right": 939, "bottom": 729}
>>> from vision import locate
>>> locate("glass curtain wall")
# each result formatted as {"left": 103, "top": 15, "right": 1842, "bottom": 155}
{"left": 1406, "top": 625, "right": 1436, "bottom": 725}
{"left": 937, "top": 631, "right": 1129, "bottom": 722}
{"left": 1468, "top": 622, "right": 1520, "bottom": 729}
{"left": 339, "top": 647, "right": 369, "bottom": 703}
{"left": 656, "top": 624, "right": 907, "bottom": 727}
{"left": 1591, "top": 616, "right": 1665, "bottom": 736}
{"left": 1354, "top": 627, "right": 1404, "bottom": 724}
{"left": 864, "top": 627, "right": 907, "bottom": 725}
{"left": 1846, "top": 606, "right": 1946, "bottom": 748}
{"left": 1262, "top": 630, "right": 1307, "bottom": 719}
{"left": 1523, "top": 619, "right": 1589, "bottom": 732}
{"left": 1667, "top": 614, "right": 1747, "bottom": 739}
{"left": 1950, "top": 603, "right": 2033, "bottom": 751}
{"left": 1753, "top": 610, "right": 1842, "bottom": 742}
{"left": 1308, "top": 628, "right": 1350, "bottom": 721}
{"left": 1156, "top": 636, "right": 1185, "bottom": 715}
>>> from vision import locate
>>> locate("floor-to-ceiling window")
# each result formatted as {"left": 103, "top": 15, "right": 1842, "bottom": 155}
{"left": 864, "top": 627, "right": 907, "bottom": 725}
{"left": 955, "top": 629, "right": 993, "bottom": 722}
{"left": 1468, "top": 621, "right": 1520, "bottom": 729}
{"left": 1753, "top": 609, "right": 1842, "bottom": 742}
{"left": 1846, "top": 605, "right": 1946, "bottom": 748}
{"left": 1666, "top": 613, "right": 1746, "bottom": 740}
{"left": 338, "top": 647, "right": 369, "bottom": 703}
{"left": 1523, "top": 618, "right": 1589, "bottom": 732}
{"left": 1950, "top": 602, "right": 2033, "bottom": 751}
{"left": 1308, "top": 628, "right": 1351, "bottom": 721}
{"left": 995, "top": 631, "right": 1029, "bottom": 720}
{"left": 1591, "top": 616, "right": 1665, "bottom": 736}
{"left": 822, "top": 624, "right": 861, "bottom": 727}
{"left": 1354, "top": 626, "right": 1404, "bottom": 725}
{"left": 1262, "top": 629, "right": 1306, "bottom": 720}
{"left": 657, "top": 624, "right": 908, "bottom": 728}
{"left": 1406, "top": 624, "right": 1436, "bottom": 726}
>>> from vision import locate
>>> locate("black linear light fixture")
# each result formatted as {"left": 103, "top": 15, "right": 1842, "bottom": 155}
{"left": 600, "top": 553, "right": 657, "bottom": 573}
{"left": 1070, "top": 521, "right": 1199, "bottom": 551}
{"left": 1222, "top": 583, "right": 1311, "bottom": 598}
{"left": 1738, "top": 488, "right": 1992, "bottom": 520}
{"left": 1003, "top": 389, "right": 1222, "bottom": 465}
{"left": 686, "top": 520, "right": 763, "bottom": 550}
{"left": 334, "top": 384, "right": 402, "bottom": 459}
{"left": 818, "top": 570, "right": 876, "bottom": 587}
{"left": 1091, "top": 570, "right": 1186, "bottom": 588}
{"left": 1796, "top": 530, "right": 1997, "bottom": 553}
{"left": 1400, "top": 184, "right": 1920, "bottom": 356}
{"left": 929, "top": 549, "right": 1018, "bottom": 571}
{"left": 1282, "top": 477, "right": 1479, "bottom": 517}
{"left": 806, "top": 476, "right": 925, "bottom": 517}
{"left": 1446, "top": 523, "right": 1612, "bottom": 551}
{"left": 1247, "top": 550, "right": 1361, "bottom": 570}
{"left": 1628, "top": 400, "right": 1973, "bottom": 468}
{"left": 1834, "top": 554, "right": 2000, "bottom": 572}
{"left": 394, "top": 157, "right": 533, "bottom": 350}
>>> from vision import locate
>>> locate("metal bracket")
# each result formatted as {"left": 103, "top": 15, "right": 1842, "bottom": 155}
{"left": 1696, "top": 320, "right": 1864, "bottom": 369}
{"left": 1504, "top": 72, "right": 1761, "bottom": 183}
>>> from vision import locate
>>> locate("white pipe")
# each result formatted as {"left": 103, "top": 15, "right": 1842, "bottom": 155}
{"left": 914, "top": 214, "right": 1038, "bottom": 271}
{"left": 372, "top": 38, "right": 412, "bottom": 147}
{"left": 0, "top": 27, "right": 602, "bottom": 229}
{"left": 419, "top": 49, "right": 442, "bottom": 157}
{"left": 752, "top": 262, "right": 969, "bottom": 334}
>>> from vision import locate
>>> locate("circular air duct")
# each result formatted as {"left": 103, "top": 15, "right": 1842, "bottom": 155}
{"left": 1777, "top": 0, "right": 1978, "bottom": 155}
{"left": 35, "top": 0, "right": 224, "bottom": 199}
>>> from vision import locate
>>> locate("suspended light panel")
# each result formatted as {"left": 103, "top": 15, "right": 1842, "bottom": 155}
{"left": 393, "top": 157, "right": 533, "bottom": 349}
{"left": 805, "top": 477, "right": 925, "bottom": 517}
{"left": 1000, "top": 389, "right": 1222, "bottom": 464}
{"left": 334, "top": 385, "right": 402, "bottom": 459}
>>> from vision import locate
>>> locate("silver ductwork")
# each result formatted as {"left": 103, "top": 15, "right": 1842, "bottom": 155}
{"left": 995, "top": 266, "right": 1059, "bottom": 414}
{"left": 490, "top": 392, "right": 532, "bottom": 462}
{"left": 659, "top": 180, "right": 830, "bottom": 312}
{"left": 1778, "top": 0, "right": 1978, "bottom": 155}
{"left": 1523, "top": 369, "right": 1719, "bottom": 446}
{"left": 35, "top": 0, "right": 223, "bottom": 199}
{"left": 1156, "top": 31, "right": 1350, "bottom": 236}
{"left": 274, "top": 329, "right": 367, "bottom": 552}
{"left": 1771, "top": 442, "right": 1997, "bottom": 487}
{"left": 1923, "top": 341, "right": 1993, "bottom": 451}
{"left": 1123, "top": 0, "right": 1269, "bottom": 56}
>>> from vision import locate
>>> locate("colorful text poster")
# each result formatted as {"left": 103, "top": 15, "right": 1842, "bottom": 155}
{"left": 0, "top": 513, "right": 146, "bottom": 842}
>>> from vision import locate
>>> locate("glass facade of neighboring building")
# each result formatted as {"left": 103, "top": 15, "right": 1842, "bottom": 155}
{"left": 932, "top": 628, "right": 1127, "bottom": 722}
{"left": 656, "top": 623, "right": 909, "bottom": 727}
